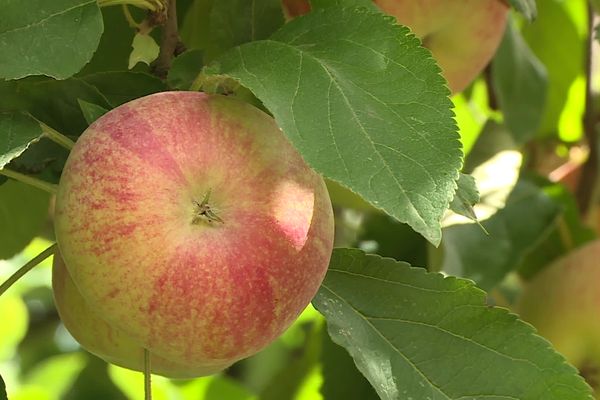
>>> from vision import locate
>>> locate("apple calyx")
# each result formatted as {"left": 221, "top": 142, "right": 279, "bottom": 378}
{"left": 192, "top": 189, "right": 224, "bottom": 225}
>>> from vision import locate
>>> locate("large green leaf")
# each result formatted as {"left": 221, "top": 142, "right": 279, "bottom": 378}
{"left": 492, "top": 18, "right": 547, "bottom": 144}
{"left": 0, "top": 112, "right": 44, "bottom": 169}
{"left": 0, "top": 180, "right": 50, "bottom": 259}
{"left": 313, "top": 249, "right": 593, "bottom": 400}
{"left": 0, "top": 0, "right": 103, "bottom": 80}
{"left": 209, "top": 8, "right": 461, "bottom": 244}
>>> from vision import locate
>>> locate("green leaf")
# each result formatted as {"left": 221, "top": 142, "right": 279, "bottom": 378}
{"left": 0, "top": 294, "right": 29, "bottom": 360}
{"left": 168, "top": 49, "right": 205, "bottom": 89}
{"left": 209, "top": 8, "right": 461, "bottom": 245}
{"left": 206, "top": 0, "right": 285, "bottom": 60}
{"left": 492, "top": 19, "right": 547, "bottom": 144}
{"left": 0, "top": 112, "right": 44, "bottom": 169}
{"left": 77, "top": 99, "right": 108, "bottom": 125}
{"left": 0, "top": 0, "right": 103, "bottom": 80}
{"left": 313, "top": 249, "right": 594, "bottom": 400}
{"left": 320, "top": 329, "right": 379, "bottom": 400}
{"left": 518, "top": 178, "right": 596, "bottom": 280}
{"left": 522, "top": 0, "right": 583, "bottom": 139}
{"left": 181, "top": 0, "right": 213, "bottom": 51}
{"left": 0, "top": 77, "right": 111, "bottom": 136}
{"left": 449, "top": 173, "right": 479, "bottom": 222}
{"left": 79, "top": 6, "right": 137, "bottom": 74}
{"left": 356, "top": 213, "right": 428, "bottom": 266}
{"left": 260, "top": 322, "right": 322, "bottom": 400}
{"left": 311, "top": 0, "right": 379, "bottom": 11}
{"left": 0, "top": 180, "right": 50, "bottom": 259}
{"left": 81, "top": 71, "right": 167, "bottom": 107}
{"left": 441, "top": 180, "right": 560, "bottom": 290}
{"left": 128, "top": 33, "right": 160, "bottom": 70}
{"left": 509, "top": 0, "right": 538, "bottom": 21}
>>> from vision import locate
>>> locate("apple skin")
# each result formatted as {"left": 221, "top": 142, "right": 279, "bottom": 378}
{"left": 516, "top": 239, "right": 600, "bottom": 390}
{"left": 282, "top": 0, "right": 508, "bottom": 93}
{"left": 52, "top": 250, "right": 222, "bottom": 378}
{"left": 54, "top": 92, "right": 334, "bottom": 375}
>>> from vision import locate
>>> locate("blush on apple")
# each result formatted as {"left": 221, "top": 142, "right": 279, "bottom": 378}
{"left": 282, "top": 0, "right": 509, "bottom": 93}
{"left": 53, "top": 91, "right": 334, "bottom": 376}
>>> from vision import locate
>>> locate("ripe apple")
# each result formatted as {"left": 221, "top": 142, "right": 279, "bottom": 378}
{"left": 516, "top": 240, "right": 600, "bottom": 391}
{"left": 282, "top": 0, "right": 509, "bottom": 93}
{"left": 54, "top": 91, "right": 334, "bottom": 376}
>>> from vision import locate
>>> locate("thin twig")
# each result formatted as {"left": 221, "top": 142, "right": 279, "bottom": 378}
{"left": 39, "top": 122, "right": 75, "bottom": 151}
{"left": 0, "top": 244, "right": 57, "bottom": 297}
{"left": 152, "top": 0, "right": 179, "bottom": 79}
{"left": 0, "top": 168, "right": 58, "bottom": 194}
{"left": 576, "top": 4, "right": 598, "bottom": 214}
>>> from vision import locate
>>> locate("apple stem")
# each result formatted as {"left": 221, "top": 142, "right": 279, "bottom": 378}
{"left": 39, "top": 121, "right": 75, "bottom": 151}
{"left": 144, "top": 348, "right": 152, "bottom": 400}
{"left": 0, "top": 243, "right": 57, "bottom": 297}
{"left": 0, "top": 168, "right": 58, "bottom": 194}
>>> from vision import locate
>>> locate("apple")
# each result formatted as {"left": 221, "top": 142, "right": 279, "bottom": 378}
{"left": 54, "top": 91, "right": 334, "bottom": 376}
{"left": 282, "top": 0, "right": 509, "bottom": 93}
{"left": 516, "top": 240, "right": 600, "bottom": 392}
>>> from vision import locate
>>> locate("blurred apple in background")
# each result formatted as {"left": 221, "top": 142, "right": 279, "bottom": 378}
{"left": 517, "top": 240, "right": 600, "bottom": 393}
{"left": 282, "top": 0, "right": 509, "bottom": 93}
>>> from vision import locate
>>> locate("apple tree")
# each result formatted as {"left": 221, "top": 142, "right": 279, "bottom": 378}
{"left": 1, "top": 0, "right": 599, "bottom": 399}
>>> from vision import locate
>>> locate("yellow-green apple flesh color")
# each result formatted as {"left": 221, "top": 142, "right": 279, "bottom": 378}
{"left": 54, "top": 92, "right": 334, "bottom": 377}
{"left": 53, "top": 251, "right": 214, "bottom": 378}
{"left": 282, "top": 0, "right": 509, "bottom": 93}
{"left": 517, "top": 240, "right": 600, "bottom": 390}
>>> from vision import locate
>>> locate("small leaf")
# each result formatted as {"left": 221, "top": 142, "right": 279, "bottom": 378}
{"left": 168, "top": 49, "right": 205, "bottom": 89}
{"left": 509, "top": 0, "right": 538, "bottom": 21}
{"left": 449, "top": 173, "right": 479, "bottom": 222}
{"left": 128, "top": 33, "right": 160, "bottom": 70}
{"left": 492, "top": 19, "right": 547, "bottom": 144}
{"left": 0, "top": 0, "right": 103, "bottom": 79}
{"left": 78, "top": 99, "right": 108, "bottom": 125}
{"left": 0, "top": 112, "right": 44, "bottom": 169}
{"left": 313, "top": 249, "right": 594, "bottom": 400}
{"left": 209, "top": 8, "right": 462, "bottom": 245}
{"left": 0, "top": 180, "right": 50, "bottom": 259}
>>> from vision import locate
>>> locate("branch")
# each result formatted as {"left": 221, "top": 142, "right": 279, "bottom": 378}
{"left": 576, "top": 4, "right": 598, "bottom": 214}
{"left": 152, "top": 0, "right": 179, "bottom": 79}
{"left": 0, "top": 244, "right": 57, "bottom": 296}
